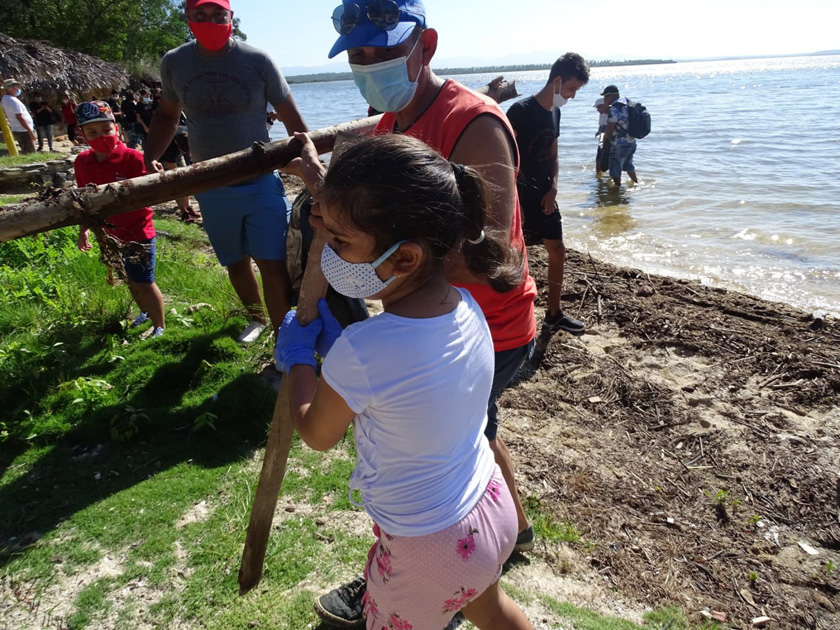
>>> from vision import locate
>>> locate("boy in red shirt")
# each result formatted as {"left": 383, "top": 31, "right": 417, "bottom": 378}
{"left": 74, "top": 100, "right": 165, "bottom": 337}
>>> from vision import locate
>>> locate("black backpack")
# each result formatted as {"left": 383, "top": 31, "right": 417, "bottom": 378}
{"left": 624, "top": 99, "right": 651, "bottom": 139}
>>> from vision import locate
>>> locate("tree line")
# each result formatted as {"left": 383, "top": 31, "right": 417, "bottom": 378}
{"left": 4, "top": 0, "right": 244, "bottom": 66}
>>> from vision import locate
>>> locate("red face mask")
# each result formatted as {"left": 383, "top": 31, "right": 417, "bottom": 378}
{"left": 88, "top": 133, "right": 119, "bottom": 155}
{"left": 189, "top": 21, "right": 233, "bottom": 51}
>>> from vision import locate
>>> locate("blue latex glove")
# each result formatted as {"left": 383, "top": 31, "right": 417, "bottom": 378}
{"left": 316, "top": 298, "right": 342, "bottom": 358}
{"left": 275, "top": 309, "right": 323, "bottom": 372}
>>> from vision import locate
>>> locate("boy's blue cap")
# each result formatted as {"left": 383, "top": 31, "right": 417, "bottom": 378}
{"left": 76, "top": 100, "right": 116, "bottom": 126}
{"left": 328, "top": 0, "right": 426, "bottom": 59}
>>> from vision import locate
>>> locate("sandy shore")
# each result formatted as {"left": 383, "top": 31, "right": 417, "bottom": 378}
{"left": 501, "top": 245, "right": 839, "bottom": 628}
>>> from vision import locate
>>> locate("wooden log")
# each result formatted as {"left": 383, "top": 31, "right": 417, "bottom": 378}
{"left": 238, "top": 229, "right": 328, "bottom": 595}
{"left": 477, "top": 75, "right": 519, "bottom": 105}
{"left": 0, "top": 115, "right": 382, "bottom": 243}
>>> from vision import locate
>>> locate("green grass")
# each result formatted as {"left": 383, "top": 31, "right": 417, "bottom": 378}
{"left": 0, "top": 215, "right": 383, "bottom": 628}
{"left": 0, "top": 151, "right": 65, "bottom": 167}
{"left": 0, "top": 194, "right": 29, "bottom": 205}
{"left": 0, "top": 214, "right": 703, "bottom": 628}
{"left": 524, "top": 495, "right": 582, "bottom": 544}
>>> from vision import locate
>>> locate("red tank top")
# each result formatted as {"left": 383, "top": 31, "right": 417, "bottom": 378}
{"left": 376, "top": 80, "right": 537, "bottom": 352}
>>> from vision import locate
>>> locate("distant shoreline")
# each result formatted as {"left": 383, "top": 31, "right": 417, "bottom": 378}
{"left": 285, "top": 49, "right": 840, "bottom": 84}
{"left": 286, "top": 59, "right": 676, "bottom": 84}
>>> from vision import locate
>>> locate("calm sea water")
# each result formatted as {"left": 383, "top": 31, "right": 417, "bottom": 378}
{"left": 272, "top": 55, "right": 840, "bottom": 316}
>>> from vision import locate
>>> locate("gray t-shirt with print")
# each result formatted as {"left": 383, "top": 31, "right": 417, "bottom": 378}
{"left": 161, "top": 39, "right": 291, "bottom": 162}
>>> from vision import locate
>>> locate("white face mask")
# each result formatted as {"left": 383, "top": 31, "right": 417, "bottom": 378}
{"left": 320, "top": 240, "right": 406, "bottom": 299}
{"left": 553, "top": 90, "right": 568, "bottom": 109}
{"left": 349, "top": 38, "right": 421, "bottom": 113}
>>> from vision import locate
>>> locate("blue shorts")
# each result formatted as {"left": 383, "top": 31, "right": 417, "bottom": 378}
{"left": 123, "top": 238, "right": 156, "bottom": 284}
{"left": 485, "top": 339, "right": 535, "bottom": 442}
{"left": 195, "top": 172, "right": 291, "bottom": 267}
{"left": 609, "top": 141, "right": 637, "bottom": 178}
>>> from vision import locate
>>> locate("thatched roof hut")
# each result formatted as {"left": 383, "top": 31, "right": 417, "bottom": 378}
{"left": 0, "top": 33, "right": 130, "bottom": 101}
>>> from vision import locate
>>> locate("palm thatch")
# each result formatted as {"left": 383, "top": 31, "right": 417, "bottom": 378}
{"left": 0, "top": 32, "right": 129, "bottom": 101}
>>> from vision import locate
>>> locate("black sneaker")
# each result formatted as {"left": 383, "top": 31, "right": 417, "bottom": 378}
{"left": 513, "top": 524, "right": 535, "bottom": 552}
{"left": 544, "top": 310, "right": 585, "bottom": 336}
{"left": 314, "top": 576, "right": 366, "bottom": 627}
{"left": 444, "top": 612, "right": 465, "bottom": 629}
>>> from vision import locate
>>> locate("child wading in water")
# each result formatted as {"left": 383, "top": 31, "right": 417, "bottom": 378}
{"left": 277, "top": 133, "right": 534, "bottom": 630}
{"left": 74, "top": 101, "right": 165, "bottom": 337}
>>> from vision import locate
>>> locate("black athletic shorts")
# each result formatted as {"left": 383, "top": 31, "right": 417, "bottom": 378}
{"left": 519, "top": 187, "right": 564, "bottom": 246}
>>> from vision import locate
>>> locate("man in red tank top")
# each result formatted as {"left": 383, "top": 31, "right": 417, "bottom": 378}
{"left": 312, "top": 1, "right": 539, "bottom": 626}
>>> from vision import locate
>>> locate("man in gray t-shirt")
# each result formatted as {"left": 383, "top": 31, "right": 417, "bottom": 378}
{"left": 144, "top": 0, "right": 307, "bottom": 345}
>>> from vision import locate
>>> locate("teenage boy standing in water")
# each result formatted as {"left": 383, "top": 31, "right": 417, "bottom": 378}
{"left": 506, "top": 53, "right": 589, "bottom": 336}
{"left": 308, "top": 0, "right": 538, "bottom": 625}
{"left": 144, "top": 0, "right": 308, "bottom": 344}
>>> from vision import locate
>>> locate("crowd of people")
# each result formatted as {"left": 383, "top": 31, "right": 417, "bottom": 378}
{"left": 1, "top": 0, "right": 649, "bottom": 627}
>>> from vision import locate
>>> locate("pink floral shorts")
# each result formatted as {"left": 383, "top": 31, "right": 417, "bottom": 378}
{"left": 362, "top": 466, "right": 516, "bottom": 630}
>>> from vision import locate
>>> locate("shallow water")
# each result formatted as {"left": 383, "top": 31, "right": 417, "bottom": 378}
{"left": 273, "top": 55, "right": 840, "bottom": 316}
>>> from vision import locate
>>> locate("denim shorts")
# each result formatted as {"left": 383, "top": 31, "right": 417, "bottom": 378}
{"left": 123, "top": 238, "right": 156, "bottom": 284}
{"left": 195, "top": 172, "right": 291, "bottom": 267}
{"left": 485, "top": 339, "right": 535, "bottom": 441}
{"left": 609, "top": 141, "right": 637, "bottom": 178}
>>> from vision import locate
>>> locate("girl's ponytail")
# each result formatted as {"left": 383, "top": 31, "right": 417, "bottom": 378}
{"left": 453, "top": 163, "right": 525, "bottom": 293}
{"left": 320, "top": 135, "right": 525, "bottom": 293}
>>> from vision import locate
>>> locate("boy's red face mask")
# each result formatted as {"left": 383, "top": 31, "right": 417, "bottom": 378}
{"left": 189, "top": 20, "right": 233, "bottom": 51}
{"left": 88, "top": 130, "right": 119, "bottom": 155}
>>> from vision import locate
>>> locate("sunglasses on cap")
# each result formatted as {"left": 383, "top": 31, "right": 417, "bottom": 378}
{"left": 332, "top": 0, "right": 423, "bottom": 35}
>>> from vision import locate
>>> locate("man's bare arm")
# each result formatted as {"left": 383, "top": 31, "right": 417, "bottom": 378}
{"left": 446, "top": 114, "right": 518, "bottom": 286}
{"left": 144, "top": 96, "right": 182, "bottom": 169}
{"left": 604, "top": 121, "right": 617, "bottom": 142}
{"left": 16, "top": 114, "right": 35, "bottom": 137}
{"left": 449, "top": 114, "right": 517, "bottom": 236}
{"left": 273, "top": 94, "right": 308, "bottom": 136}
{"left": 541, "top": 137, "right": 559, "bottom": 214}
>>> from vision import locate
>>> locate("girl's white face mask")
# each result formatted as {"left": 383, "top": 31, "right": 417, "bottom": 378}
{"left": 321, "top": 240, "right": 406, "bottom": 299}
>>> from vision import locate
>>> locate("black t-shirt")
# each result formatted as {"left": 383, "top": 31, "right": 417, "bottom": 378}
{"left": 121, "top": 99, "right": 136, "bottom": 130}
{"left": 506, "top": 95, "right": 560, "bottom": 195}
{"left": 107, "top": 97, "right": 122, "bottom": 119}
{"left": 29, "top": 101, "right": 55, "bottom": 126}
{"left": 135, "top": 100, "right": 153, "bottom": 129}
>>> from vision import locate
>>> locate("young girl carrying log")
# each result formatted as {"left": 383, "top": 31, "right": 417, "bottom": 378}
{"left": 276, "top": 133, "right": 534, "bottom": 630}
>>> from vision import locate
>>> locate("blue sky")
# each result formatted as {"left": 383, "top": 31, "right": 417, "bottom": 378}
{"left": 231, "top": 0, "right": 840, "bottom": 75}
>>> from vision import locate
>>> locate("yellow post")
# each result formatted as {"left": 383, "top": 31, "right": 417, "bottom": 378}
{"left": 0, "top": 104, "right": 20, "bottom": 156}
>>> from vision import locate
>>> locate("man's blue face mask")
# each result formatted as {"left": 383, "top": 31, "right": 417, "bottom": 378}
{"left": 349, "top": 37, "right": 421, "bottom": 113}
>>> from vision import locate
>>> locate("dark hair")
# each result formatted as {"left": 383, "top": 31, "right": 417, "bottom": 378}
{"left": 548, "top": 52, "right": 590, "bottom": 85}
{"left": 319, "top": 134, "right": 524, "bottom": 293}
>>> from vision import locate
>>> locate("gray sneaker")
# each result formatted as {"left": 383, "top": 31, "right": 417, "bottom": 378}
{"left": 314, "top": 576, "right": 366, "bottom": 627}
{"left": 513, "top": 524, "right": 535, "bottom": 552}
{"left": 544, "top": 310, "right": 585, "bottom": 336}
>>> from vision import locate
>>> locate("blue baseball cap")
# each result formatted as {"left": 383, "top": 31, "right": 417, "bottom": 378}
{"left": 76, "top": 100, "right": 116, "bottom": 126}
{"left": 328, "top": 0, "right": 427, "bottom": 59}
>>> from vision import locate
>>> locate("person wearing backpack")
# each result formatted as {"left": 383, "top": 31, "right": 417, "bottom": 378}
{"left": 602, "top": 85, "right": 639, "bottom": 186}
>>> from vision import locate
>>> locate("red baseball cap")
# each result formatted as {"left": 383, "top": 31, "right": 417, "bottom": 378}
{"left": 186, "top": 0, "right": 231, "bottom": 10}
